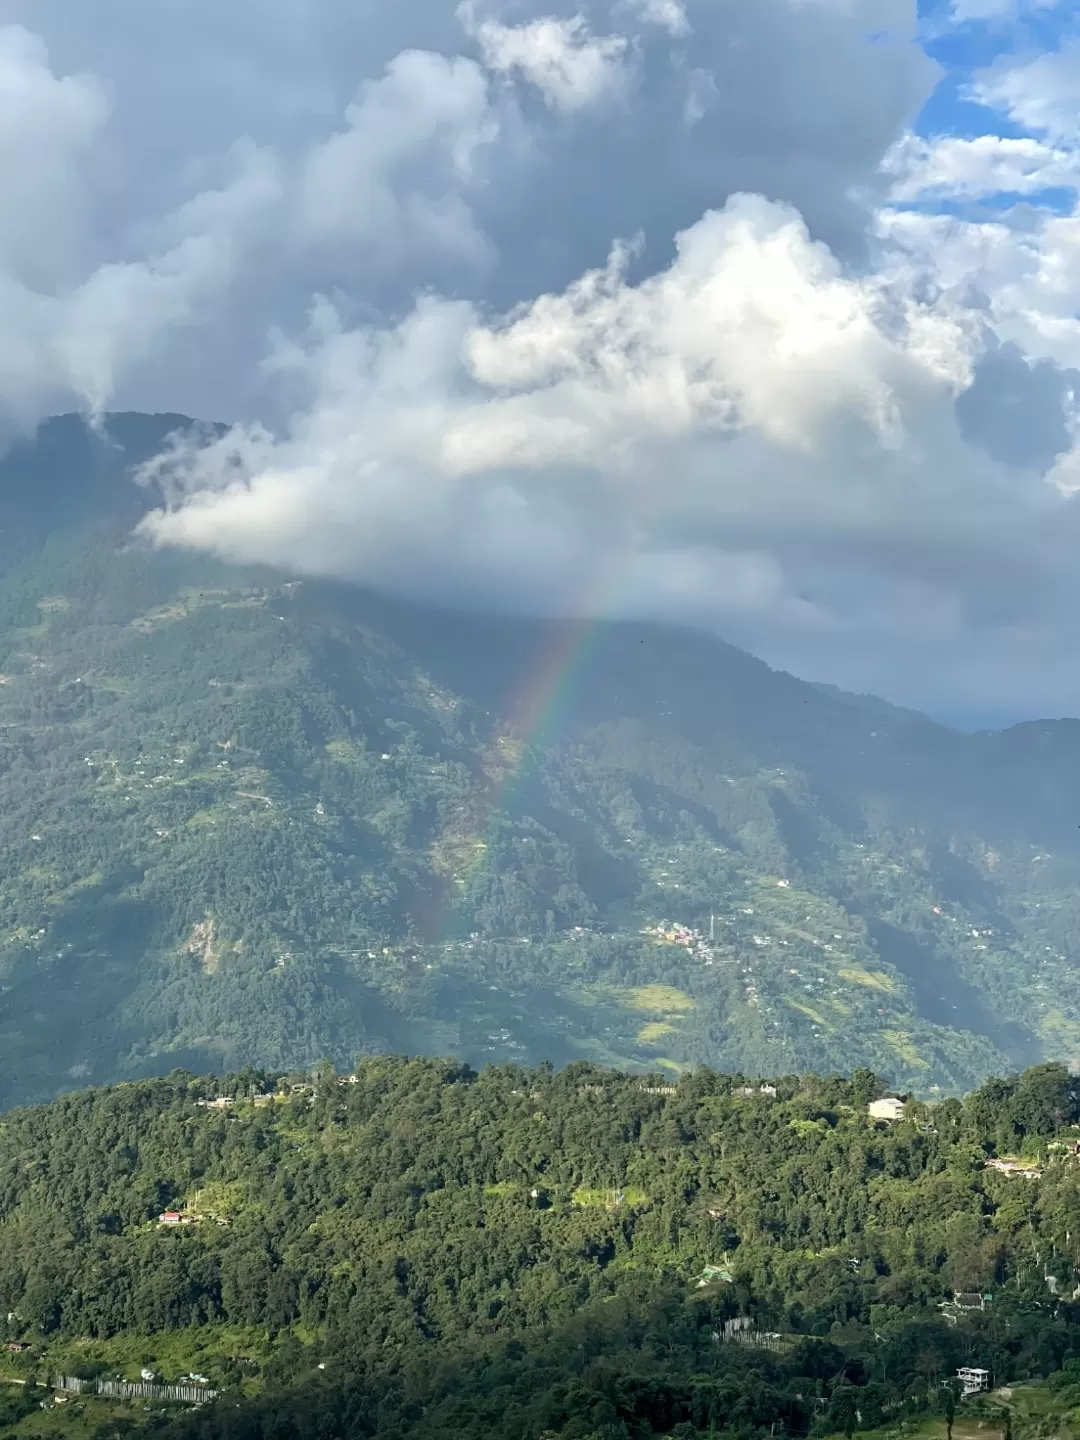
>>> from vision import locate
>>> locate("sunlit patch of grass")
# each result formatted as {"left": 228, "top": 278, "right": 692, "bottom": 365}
{"left": 838, "top": 966, "right": 898, "bottom": 993}
{"left": 573, "top": 1185, "right": 649, "bottom": 1208}
{"left": 627, "top": 985, "right": 695, "bottom": 1014}
{"left": 637, "top": 1021, "right": 675, "bottom": 1044}
{"left": 882, "top": 1029, "right": 929, "bottom": 1068}
{"left": 785, "top": 999, "right": 829, "bottom": 1026}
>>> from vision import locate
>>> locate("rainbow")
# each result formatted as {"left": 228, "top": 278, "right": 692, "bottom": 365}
{"left": 440, "top": 565, "right": 626, "bottom": 931}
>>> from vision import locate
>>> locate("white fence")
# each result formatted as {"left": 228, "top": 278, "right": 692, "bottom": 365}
{"left": 56, "top": 1374, "right": 217, "bottom": 1404}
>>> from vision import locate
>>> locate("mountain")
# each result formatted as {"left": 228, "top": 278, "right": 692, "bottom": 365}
{"left": 1, "top": 1059, "right": 1079, "bottom": 1440}
{"left": 1, "top": 413, "right": 1080, "bottom": 1106}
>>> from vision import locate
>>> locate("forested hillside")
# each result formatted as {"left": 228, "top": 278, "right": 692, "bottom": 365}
{"left": 3, "top": 1060, "right": 1080, "bottom": 1440}
{"left": 2, "top": 414, "right": 1080, "bottom": 1103}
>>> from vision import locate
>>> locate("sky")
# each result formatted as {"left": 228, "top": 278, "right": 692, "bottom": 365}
{"left": 2, "top": 0, "right": 1080, "bottom": 723}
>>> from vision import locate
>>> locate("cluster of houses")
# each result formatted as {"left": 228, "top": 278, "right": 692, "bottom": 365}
{"left": 194, "top": 1075, "right": 363, "bottom": 1114}
{"left": 641, "top": 922, "right": 716, "bottom": 965}
{"left": 158, "top": 1208, "right": 230, "bottom": 1228}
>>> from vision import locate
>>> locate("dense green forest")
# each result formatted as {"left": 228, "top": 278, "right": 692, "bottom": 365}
{"left": 4, "top": 1060, "right": 1080, "bottom": 1440}
{"left": 3, "top": 414, "right": 1080, "bottom": 1103}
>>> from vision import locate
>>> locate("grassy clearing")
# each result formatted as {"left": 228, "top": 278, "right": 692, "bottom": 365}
{"left": 637, "top": 1021, "right": 676, "bottom": 1044}
{"left": 30, "top": 1321, "right": 279, "bottom": 1393}
{"left": 573, "top": 1185, "right": 649, "bottom": 1208}
{"left": 627, "top": 985, "right": 695, "bottom": 1014}
{"left": 6, "top": 1395, "right": 148, "bottom": 1439}
{"left": 816, "top": 1417, "right": 1005, "bottom": 1440}
{"left": 838, "top": 966, "right": 899, "bottom": 993}
{"left": 882, "top": 1029, "right": 930, "bottom": 1069}
{"left": 785, "top": 998, "right": 830, "bottom": 1026}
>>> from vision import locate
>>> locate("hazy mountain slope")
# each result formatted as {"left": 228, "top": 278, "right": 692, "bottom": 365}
{"left": 0, "top": 414, "right": 1078, "bottom": 1106}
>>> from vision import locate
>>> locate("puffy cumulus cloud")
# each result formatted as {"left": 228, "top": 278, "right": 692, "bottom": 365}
{"left": 459, "top": 7, "right": 633, "bottom": 114}
{"left": 883, "top": 133, "right": 1080, "bottom": 201}
{"left": 876, "top": 205, "right": 1080, "bottom": 369}
{"left": 137, "top": 192, "right": 1080, "bottom": 719}
{"left": 0, "top": 0, "right": 939, "bottom": 427}
{"left": 0, "top": 0, "right": 940, "bottom": 309}
{"left": 972, "top": 40, "right": 1080, "bottom": 143}
{"left": 296, "top": 49, "right": 498, "bottom": 265}
{"left": 451, "top": 197, "right": 973, "bottom": 468}
{"left": 7, "top": 0, "right": 1080, "bottom": 715}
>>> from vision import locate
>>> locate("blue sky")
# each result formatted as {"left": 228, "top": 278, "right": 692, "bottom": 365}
{"left": 917, "top": 0, "right": 1068, "bottom": 130}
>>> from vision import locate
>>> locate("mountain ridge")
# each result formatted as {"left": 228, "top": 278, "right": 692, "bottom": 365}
{"left": 0, "top": 413, "right": 1078, "bottom": 1106}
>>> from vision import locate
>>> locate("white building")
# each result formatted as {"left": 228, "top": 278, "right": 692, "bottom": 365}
{"left": 957, "top": 1367, "right": 991, "bottom": 1398}
{"left": 868, "top": 1097, "right": 906, "bottom": 1122}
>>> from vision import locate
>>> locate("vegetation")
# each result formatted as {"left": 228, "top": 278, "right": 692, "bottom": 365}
{"left": 3, "top": 1060, "right": 1080, "bottom": 1438}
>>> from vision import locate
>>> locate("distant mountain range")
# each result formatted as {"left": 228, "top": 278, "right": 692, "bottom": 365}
{"left": 1, "top": 413, "right": 1079, "bottom": 1107}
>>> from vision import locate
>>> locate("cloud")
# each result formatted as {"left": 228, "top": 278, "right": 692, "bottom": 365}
{"left": 620, "top": 0, "right": 690, "bottom": 37}
{"left": 138, "top": 191, "right": 1080, "bottom": 722}
{"left": 9, "top": 0, "right": 1080, "bottom": 715}
{"left": 0, "top": 26, "right": 106, "bottom": 287}
{"left": 883, "top": 133, "right": 1080, "bottom": 201}
{"left": 972, "top": 40, "right": 1080, "bottom": 142}
{"left": 296, "top": 49, "right": 498, "bottom": 267}
{"left": 876, "top": 205, "right": 1080, "bottom": 369}
{"left": 0, "top": 0, "right": 940, "bottom": 428}
{"left": 459, "top": 7, "right": 633, "bottom": 114}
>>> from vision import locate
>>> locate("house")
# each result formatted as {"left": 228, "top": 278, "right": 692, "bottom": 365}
{"left": 940, "top": 1293, "right": 991, "bottom": 1324}
{"left": 957, "top": 1367, "right": 991, "bottom": 1398}
{"left": 697, "top": 1264, "right": 734, "bottom": 1287}
{"left": 868, "top": 1097, "right": 906, "bottom": 1122}
{"left": 158, "top": 1210, "right": 183, "bottom": 1225}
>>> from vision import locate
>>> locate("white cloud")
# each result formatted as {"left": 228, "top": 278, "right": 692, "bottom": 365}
{"left": 972, "top": 41, "right": 1080, "bottom": 142}
{"left": 8, "top": 0, "right": 1080, "bottom": 713}
{"left": 453, "top": 196, "right": 972, "bottom": 467}
{"left": 621, "top": 0, "right": 690, "bottom": 37}
{"left": 297, "top": 50, "right": 498, "bottom": 266}
{"left": 877, "top": 205, "right": 1080, "bottom": 371}
{"left": 0, "top": 26, "right": 107, "bottom": 286}
{"left": 139, "top": 195, "right": 1015, "bottom": 681}
{"left": 460, "top": 8, "right": 633, "bottom": 114}
{"left": 883, "top": 133, "right": 1080, "bottom": 201}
